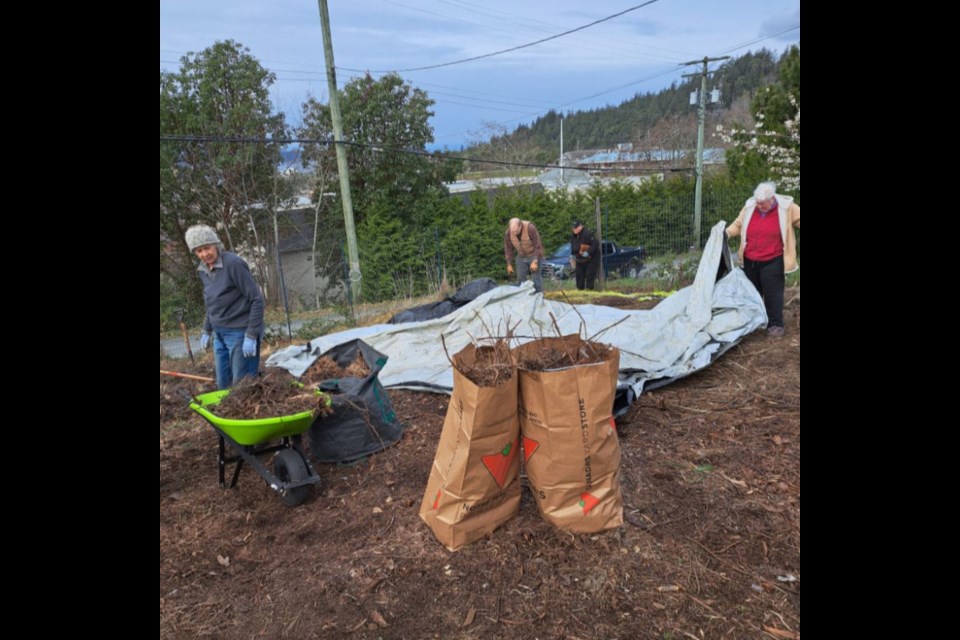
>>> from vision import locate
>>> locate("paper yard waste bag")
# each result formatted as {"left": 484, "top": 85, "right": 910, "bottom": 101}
{"left": 419, "top": 343, "right": 520, "bottom": 550}
{"left": 515, "top": 336, "right": 623, "bottom": 532}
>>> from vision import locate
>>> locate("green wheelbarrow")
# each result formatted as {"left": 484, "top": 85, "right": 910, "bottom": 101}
{"left": 189, "top": 389, "right": 332, "bottom": 507}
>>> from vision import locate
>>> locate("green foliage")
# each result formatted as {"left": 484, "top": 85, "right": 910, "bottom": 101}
{"left": 159, "top": 273, "right": 204, "bottom": 333}
{"left": 160, "top": 40, "right": 288, "bottom": 323}
{"left": 638, "top": 252, "right": 701, "bottom": 290}
{"left": 723, "top": 47, "right": 801, "bottom": 192}
{"left": 753, "top": 47, "right": 800, "bottom": 135}
{"left": 300, "top": 73, "right": 461, "bottom": 229}
{"left": 300, "top": 73, "right": 466, "bottom": 301}
{"left": 435, "top": 195, "right": 501, "bottom": 286}
{"left": 357, "top": 203, "right": 425, "bottom": 300}
{"left": 723, "top": 146, "right": 771, "bottom": 190}
{"left": 160, "top": 40, "right": 287, "bottom": 250}
{"left": 347, "top": 175, "right": 751, "bottom": 302}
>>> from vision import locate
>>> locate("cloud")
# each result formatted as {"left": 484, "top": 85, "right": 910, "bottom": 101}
{"left": 760, "top": 5, "right": 801, "bottom": 41}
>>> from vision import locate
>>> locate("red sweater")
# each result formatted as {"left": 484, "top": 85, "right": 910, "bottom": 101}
{"left": 743, "top": 203, "right": 784, "bottom": 262}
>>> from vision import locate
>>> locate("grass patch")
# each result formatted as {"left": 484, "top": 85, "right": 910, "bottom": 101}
{"left": 544, "top": 288, "right": 672, "bottom": 305}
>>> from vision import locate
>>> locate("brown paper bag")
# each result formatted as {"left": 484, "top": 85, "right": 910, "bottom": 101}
{"left": 515, "top": 336, "right": 623, "bottom": 532}
{"left": 419, "top": 344, "right": 520, "bottom": 550}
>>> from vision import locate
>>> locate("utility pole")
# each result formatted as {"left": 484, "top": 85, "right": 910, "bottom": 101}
{"left": 681, "top": 56, "right": 728, "bottom": 249}
{"left": 317, "top": 0, "right": 361, "bottom": 298}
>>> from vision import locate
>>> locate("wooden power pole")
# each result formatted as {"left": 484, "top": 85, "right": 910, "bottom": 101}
{"left": 317, "top": 0, "right": 362, "bottom": 298}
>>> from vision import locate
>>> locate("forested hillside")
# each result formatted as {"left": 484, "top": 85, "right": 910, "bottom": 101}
{"left": 467, "top": 50, "right": 785, "bottom": 163}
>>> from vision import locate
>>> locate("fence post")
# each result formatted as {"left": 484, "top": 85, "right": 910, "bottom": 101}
{"left": 595, "top": 196, "right": 605, "bottom": 290}
{"left": 435, "top": 226, "right": 442, "bottom": 291}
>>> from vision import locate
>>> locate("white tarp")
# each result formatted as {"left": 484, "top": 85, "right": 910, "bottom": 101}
{"left": 267, "top": 222, "right": 767, "bottom": 406}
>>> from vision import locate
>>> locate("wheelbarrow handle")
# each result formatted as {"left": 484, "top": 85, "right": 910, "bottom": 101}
{"left": 161, "top": 369, "right": 215, "bottom": 383}
{"left": 176, "top": 388, "right": 199, "bottom": 404}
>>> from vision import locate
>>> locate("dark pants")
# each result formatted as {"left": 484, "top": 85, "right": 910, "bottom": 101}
{"left": 575, "top": 258, "right": 600, "bottom": 290}
{"left": 515, "top": 255, "right": 543, "bottom": 293}
{"left": 743, "top": 255, "right": 785, "bottom": 329}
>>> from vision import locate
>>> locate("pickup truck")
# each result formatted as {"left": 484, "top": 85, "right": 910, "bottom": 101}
{"left": 541, "top": 241, "right": 646, "bottom": 280}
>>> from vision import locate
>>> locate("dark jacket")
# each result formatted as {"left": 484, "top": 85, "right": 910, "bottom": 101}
{"left": 199, "top": 251, "right": 265, "bottom": 339}
{"left": 571, "top": 228, "right": 600, "bottom": 264}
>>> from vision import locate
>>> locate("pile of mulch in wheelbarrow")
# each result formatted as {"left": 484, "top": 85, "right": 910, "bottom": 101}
{"left": 213, "top": 369, "right": 327, "bottom": 420}
{"left": 301, "top": 352, "right": 370, "bottom": 383}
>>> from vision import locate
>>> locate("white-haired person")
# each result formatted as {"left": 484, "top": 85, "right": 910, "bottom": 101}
{"left": 503, "top": 217, "right": 545, "bottom": 293}
{"left": 184, "top": 224, "right": 265, "bottom": 388}
{"left": 726, "top": 182, "right": 801, "bottom": 337}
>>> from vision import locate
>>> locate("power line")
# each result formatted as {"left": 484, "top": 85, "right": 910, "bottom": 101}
{"left": 433, "top": 25, "right": 800, "bottom": 141}
{"left": 162, "top": 20, "right": 798, "bottom": 146}
{"left": 436, "top": 0, "right": 692, "bottom": 60}
{"left": 404, "top": 0, "right": 685, "bottom": 63}
{"left": 339, "top": 0, "right": 662, "bottom": 73}
{"left": 714, "top": 25, "right": 800, "bottom": 56}
{"left": 432, "top": 64, "right": 681, "bottom": 141}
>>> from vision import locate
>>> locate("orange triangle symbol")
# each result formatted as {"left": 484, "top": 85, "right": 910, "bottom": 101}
{"left": 579, "top": 492, "right": 600, "bottom": 514}
{"left": 481, "top": 437, "right": 520, "bottom": 488}
{"left": 522, "top": 436, "right": 540, "bottom": 463}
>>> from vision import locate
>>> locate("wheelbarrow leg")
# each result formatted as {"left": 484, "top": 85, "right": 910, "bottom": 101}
{"left": 218, "top": 434, "right": 245, "bottom": 489}
{"left": 229, "top": 455, "right": 244, "bottom": 489}
{"left": 290, "top": 434, "right": 311, "bottom": 469}
{"left": 218, "top": 435, "right": 226, "bottom": 488}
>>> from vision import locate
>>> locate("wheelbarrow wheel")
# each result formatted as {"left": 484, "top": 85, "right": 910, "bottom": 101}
{"left": 273, "top": 449, "right": 312, "bottom": 507}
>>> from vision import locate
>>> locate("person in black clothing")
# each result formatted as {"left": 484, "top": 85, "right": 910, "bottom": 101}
{"left": 570, "top": 220, "right": 601, "bottom": 290}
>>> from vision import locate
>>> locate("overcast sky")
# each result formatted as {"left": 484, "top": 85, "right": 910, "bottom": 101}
{"left": 159, "top": 0, "right": 800, "bottom": 148}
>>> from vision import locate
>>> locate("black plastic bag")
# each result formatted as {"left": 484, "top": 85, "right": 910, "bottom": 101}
{"left": 388, "top": 278, "right": 498, "bottom": 324}
{"left": 307, "top": 340, "right": 403, "bottom": 463}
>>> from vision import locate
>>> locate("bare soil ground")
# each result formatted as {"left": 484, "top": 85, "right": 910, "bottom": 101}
{"left": 160, "top": 291, "right": 800, "bottom": 639}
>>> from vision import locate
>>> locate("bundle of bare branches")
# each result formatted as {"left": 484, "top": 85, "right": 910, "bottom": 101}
{"left": 514, "top": 335, "right": 614, "bottom": 371}
{"left": 443, "top": 318, "right": 519, "bottom": 388}
{"left": 302, "top": 353, "right": 370, "bottom": 383}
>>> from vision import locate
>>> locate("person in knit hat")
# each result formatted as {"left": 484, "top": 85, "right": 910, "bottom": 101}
{"left": 185, "top": 224, "right": 265, "bottom": 389}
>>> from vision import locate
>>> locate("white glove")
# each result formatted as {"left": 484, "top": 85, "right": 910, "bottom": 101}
{"left": 242, "top": 336, "right": 257, "bottom": 358}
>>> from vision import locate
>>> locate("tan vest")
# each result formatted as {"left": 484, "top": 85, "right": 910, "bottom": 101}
{"left": 509, "top": 222, "right": 537, "bottom": 257}
{"left": 726, "top": 196, "right": 801, "bottom": 273}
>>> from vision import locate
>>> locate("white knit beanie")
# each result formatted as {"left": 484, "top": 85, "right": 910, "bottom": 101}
{"left": 185, "top": 225, "right": 222, "bottom": 251}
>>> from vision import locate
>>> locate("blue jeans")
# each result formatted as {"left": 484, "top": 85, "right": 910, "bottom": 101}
{"left": 213, "top": 327, "right": 260, "bottom": 390}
